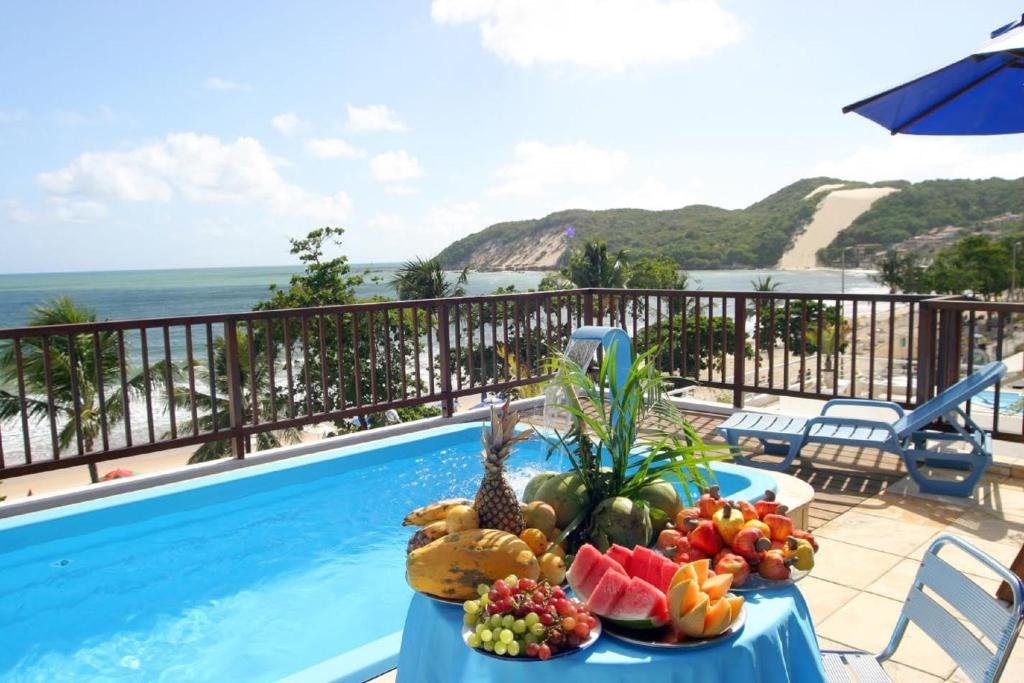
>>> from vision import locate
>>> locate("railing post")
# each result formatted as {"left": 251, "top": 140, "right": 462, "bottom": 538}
{"left": 935, "top": 307, "right": 962, "bottom": 393}
{"left": 223, "top": 320, "right": 246, "bottom": 458}
{"left": 437, "top": 302, "right": 455, "bottom": 417}
{"left": 583, "top": 290, "right": 595, "bottom": 326}
{"left": 915, "top": 300, "right": 937, "bottom": 406}
{"left": 732, "top": 295, "right": 746, "bottom": 409}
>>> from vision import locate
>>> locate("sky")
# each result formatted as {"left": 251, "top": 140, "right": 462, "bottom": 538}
{"left": 3, "top": 0, "right": 1024, "bottom": 273}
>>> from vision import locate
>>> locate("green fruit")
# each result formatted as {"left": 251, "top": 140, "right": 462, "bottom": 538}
{"left": 635, "top": 479, "right": 684, "bottom": 522}
{"left": 534, "top": 472, "right": 588, "bottom": 528}
{"left": 523, "top": 501, "right": 558, "bottom": 537}
{"left": 589, "top": 496, "right": 652, "bottom": 552}
{"left": 523, "top": 471, "right": 558, "bottom": 503}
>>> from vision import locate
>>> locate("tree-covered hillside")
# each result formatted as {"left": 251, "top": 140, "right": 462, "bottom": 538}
{"left": 437, "top": 177, "right": 844, "bottom": 270}
{"left": 818, "top": 177, "right": 1024, "bottom": 265}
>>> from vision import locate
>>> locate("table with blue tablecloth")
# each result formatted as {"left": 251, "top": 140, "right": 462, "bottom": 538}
{"left": 396, "top": 585, "right": 827, "bottom": 682}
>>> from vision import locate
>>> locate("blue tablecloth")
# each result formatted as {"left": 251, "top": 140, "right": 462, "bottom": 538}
{"left": 396, "top": 586, "right": 826, "bottom": 682}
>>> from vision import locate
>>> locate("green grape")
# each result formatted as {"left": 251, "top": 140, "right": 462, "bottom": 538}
{"left": 524, "top": 612, "right": 539, "bottom": 627}
{"left": 475, "top": 623, "right": 486, "bottom": 635}
{"left": 507, "top": 640, "right": 521, "bottom": 657}
{"left": 477, "top": 584, "right": 490, "bottom": 596}
{"left": 483, "top": 641, "right": 494, "bottom": 652}
{"left": 499, "top": 629, "right": 514, "bottom": 644}
{"left": 463, "top": 600, "right": 480, "bottom": 614}
{"left": 504, "top": 574, "right": 518, "bottom": 585}
{"left": 467, "top": 633, "right": 482, "bottom": 648}
{"left": 479, "top": 595, "right": 490, "bottom": 606}
{"left": 524, "top": 633, "right": 539, "bottom": 646}
{"left": 501, "top": 615, "right": 515, "bottom": 629}
{"left": 480, "top": 629, "right": 493, "bottom": 643}
{"left": 493, "top": 641, "right": 508, "bottom": 656}
{"left": 512, "top": 619, "right": 526, "bottom": 634}
{"left": 463, "top": 613, "right": 476, "bottom": 626}
{"left": 489, "top": 615, "right": 502, "bottom": 628}
{"left": 530, "top": 622, "right": 546, "bottom": 637}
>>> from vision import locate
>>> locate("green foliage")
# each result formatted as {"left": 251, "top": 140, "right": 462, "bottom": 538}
{"left": 392, "top": 257, "right": 468, "bottom": 300}
{"left": 924, "top": 234, "right": 1013, "bottom": 298}
{"left": 637, "top": 314, "right": 752, "bottom": 376}
{"left": 871, "top": 250, "right": 927, "bottom": 294}
{"left": 436, "top": 177, "right": 849, "bottom": 269}
{"left": 627, "top": 257, "right": 689, "bottom": 290}
{"left": 257, "top": 227, "right": 363, "bottom": 309}
{"left": 562, "top": 239, "right": 628, "bottom": 287}
{"left": 819, "top": 178, "right": 1024, "bottom": 265}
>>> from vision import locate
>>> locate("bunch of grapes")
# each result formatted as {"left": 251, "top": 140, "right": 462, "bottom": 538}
{"left": 462, "top": 575, "right": 597, "bottom": 660}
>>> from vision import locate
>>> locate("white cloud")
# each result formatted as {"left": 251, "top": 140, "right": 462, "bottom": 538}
{"left": 304, "top": 137, "right": 364, "bottom": 159}
{"left": 358, "top": 201, "right": 486, "bottom": 259}
{"left": 814, "top": 137, "right": 1024, "bottom": 183}
{"left": 489, "top": 141, "right": 629, "bottom": 196}
{"left": 347, "top": 104, "right": 407, "bottom": 132}
{"left": 37, "top": 133, "right": 351, "bottom": 224}
{"left": 7, "top": 197, "right": 108, "bottom": 224}
{"left": 271, "top": 112, "right": 301, "bottom": 136}
{"left": 203, "top": 76, "right": 252, "bottom": 92}
{"left": 370, "top": 150, "right": 425, "bottom": 182}
{"left": 431, "top": 0, "right": 745, "bottom": 72}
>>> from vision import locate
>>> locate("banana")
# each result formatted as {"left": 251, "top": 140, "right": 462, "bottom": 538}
{"left": 402, "top": 498, "right": 473, "bottom": 526}
{"left": 406, "top": 520, "right": 449, "bottom": 553}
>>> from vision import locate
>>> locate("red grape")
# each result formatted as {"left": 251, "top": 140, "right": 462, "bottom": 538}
{"left": 551, "top": 587, "right": 566, "bottom": 600}
{"left": 539, "top": 612, "right": 554, "bottom": 626}
{"left": 488, "top": 589, "right": 499, "bottom": 602}
{"left": 538, "top": 644, "right": 551, "bottom": 661}
{"left": 518, "top": 578, "right": 537, "bottom": 592}
{"left": 574, "top": 622, "right": 590, "bottom": 638}
{"left": 525, "top": 642, "right": 539, "bottom": 657}
{"left": 493, "top": 580, "right": 510, "bottom": 597}
{"left": 562, "top": 616, "right": 576, "bottom": 631}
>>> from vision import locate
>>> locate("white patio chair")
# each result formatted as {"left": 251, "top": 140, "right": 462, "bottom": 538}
{"left": 820, "top": 534, "right": 1024, "bottom": 682}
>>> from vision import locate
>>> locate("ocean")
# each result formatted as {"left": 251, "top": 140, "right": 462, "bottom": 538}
{"left": 0, "top": 265, "right": 883, "bottom": 329}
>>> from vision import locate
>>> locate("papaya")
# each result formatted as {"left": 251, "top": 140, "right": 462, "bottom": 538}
{"left": 406, "top": 529, "right": 540, "bottom": 600}
{"left": 532, "top": 472, "right": 588, "bottom": 528}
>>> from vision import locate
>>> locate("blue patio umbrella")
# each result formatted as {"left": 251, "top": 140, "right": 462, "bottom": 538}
{"left": 844, "top": 14, "right": 1024, "bottom": 135}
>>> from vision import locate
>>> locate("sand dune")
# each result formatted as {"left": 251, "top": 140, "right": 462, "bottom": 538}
{"left": 779, "top": 187, "right": 900, "bottom": 269}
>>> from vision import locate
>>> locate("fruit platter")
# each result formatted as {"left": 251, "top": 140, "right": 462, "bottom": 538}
{"left": 461, "top": 576, "right": 601, "bottom": 660}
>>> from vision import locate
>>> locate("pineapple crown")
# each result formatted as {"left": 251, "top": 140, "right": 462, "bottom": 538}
{"left": 481, "top": 400, "right": 534, "bottom": 472}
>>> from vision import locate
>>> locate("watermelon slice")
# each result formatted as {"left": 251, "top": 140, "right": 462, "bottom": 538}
{"left": 606, "top": 544, "right": 633, "bottom": 569}
{"left": 656, "top": 558, "right": 678, "bottom": 593}
{"left": 605, "top": 576, "right": 669, "bottom": 626}
{"left": 628, "top": 545, "right": 662, "bottom": 585}
{"left": 567, "top": 544, "right": 626, "bottom": 601}
{"left": 586, "top": 568, "right": 630, "bottom": 615}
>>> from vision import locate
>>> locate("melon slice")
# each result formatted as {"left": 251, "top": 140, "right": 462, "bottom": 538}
{"left": 701, "top": 573, "right": 733, "bottom": 602}
{"left": 725, "top": 595, "right": 745, "bottom": 622}
{"left": 703, "top": 598, "right": 733, "bottom": 637}
{"left": 574, "top": 555, "right": 627, "bottom": 601}
{"left": 674, "top": 594, "right": 708, "bottom": 638}
{"left": 667, "top": 578, "right": 700, "bottom": 620}
{"left": 669, "top": 562, "right": 699, "bottom": 591}
{"left": 587, "top": 568, "right": 630, "bottom": 615}
{"left": 566, "top": 544, "right": 603, "bottom": 599}
{"left": 607, "top": 576, "right": 669, "bottom": 623}
{"left": 606, "top": 544, "right": 633, "bottom": 569}
{"left": 691, "top": 558, "right": 711, "bottom": 586}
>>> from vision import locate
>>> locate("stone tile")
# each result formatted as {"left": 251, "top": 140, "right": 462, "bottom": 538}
{"left": 367, "top": 670, "right": 397, "bottom": 683}
{"left": 865, "top": 558, "right": 921, "bottom": 601}
{"left": 889, "top": 621, "right": 959, "bottom": 679}
{"left": 908, "top": 532, "right": 1020, "bottom": 581}
{"left": 799, "top": 576, "right": 860, "bottom": 626}
{"left": 817, "top": 591, "right": 903, "bottom": 653}
{"left": 813, "top": 536, "right": 904, "bottom": 590}
{"left": 816, "top": 509, "right": 940, "bottom": 556}
{"left": 945, "top": 509, "right": 1024, "bottom": 548}
{"left": 855, "top": 493, "right": 964, "bottom": 528}
{"left": 881, "top": 660, "right": 944, "bottom": 683}
{"left": 816, "top": 635, "right": 853, "bottom": 651}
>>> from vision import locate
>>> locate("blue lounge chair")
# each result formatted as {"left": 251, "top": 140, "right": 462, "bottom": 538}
{"left": 820, "top": 534, "right": 1024, "bottom": 683}
{"left": 715, "top": 361, "right": 1006, "bottom": 497}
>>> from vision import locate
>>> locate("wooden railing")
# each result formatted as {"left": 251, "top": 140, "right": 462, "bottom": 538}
{"left": 0, "top": 288, "right": 1020, "bottom": 479}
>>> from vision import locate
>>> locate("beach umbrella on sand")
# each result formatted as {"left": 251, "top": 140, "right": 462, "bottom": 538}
{"left": 843, "top": 14, "right": 1024, "bottom": 134}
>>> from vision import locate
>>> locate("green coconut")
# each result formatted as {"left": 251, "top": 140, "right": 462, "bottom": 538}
{"left": 533, "top": 471, "right": 588, "bottom": 528}
{"left": 523, "top": 471, "right": 558, "bottom": 503}
{"left": 635, "top": 479, "right": 683, "bottom": 529}
{"left": 589, "top": 496, "right": 653, "bottom": 552}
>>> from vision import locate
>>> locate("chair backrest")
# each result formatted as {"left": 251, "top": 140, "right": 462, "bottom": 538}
{"left": 881, "top": 534, "right": 1024, "bottom": 683}
{"left": 894, "top": 362, "right": 1007, "bottom": 436}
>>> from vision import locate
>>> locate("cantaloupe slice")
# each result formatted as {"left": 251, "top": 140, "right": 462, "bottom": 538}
{"left": 691, "top": 558, "right": 710, "bottom": 586}
{"left": 702, "top": 598, "right": 733, "bottom": 637}
{"left": 667, "top": 578, "right": 700, "bottom": 620}
{"left": 674, "top": 594, "right": 708, "bottom": 638}
{"left": 725, "top": 595, "right": 745, "bottom": 624}
{"left": 668, "top": 562, "right": 698, "bottom": 590}
{"left": 700, "top": 573, "right": 733, "bottom": 601}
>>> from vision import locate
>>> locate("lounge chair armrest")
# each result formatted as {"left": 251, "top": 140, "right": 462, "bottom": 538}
{"left": 820, "top": 398, "right": 906, "bottom": 419}
{"left": 804, "top": 415, "right": 901, "bottom": 442}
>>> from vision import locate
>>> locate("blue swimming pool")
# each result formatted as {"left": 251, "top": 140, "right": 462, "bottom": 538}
{"left": 976, "top": 389, "right": 1023, "bottom": 414}
{"left": 0, "top": 422, "right": 774, "bottom": 682}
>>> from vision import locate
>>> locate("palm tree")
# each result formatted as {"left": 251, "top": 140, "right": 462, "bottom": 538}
{"left": 562, "top": 240, "right": 628, "bottom": 288}
{"left": 0, "top": 297, "right": 160, "bottom": 483}
{"left": 749, "top": 276, "right": 781, "bottom": 352}
{"left": 170, "top": 333, "right": 300, "bottom": 463}
{"left": 392, "top": 257, "right": 469, "bottom": 300}
{"left": 750, "top": 275, "right": 781, "bottom": 292}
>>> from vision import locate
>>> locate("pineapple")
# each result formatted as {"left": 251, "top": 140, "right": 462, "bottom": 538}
{"left": 474, "top": 401, "right": 532, "bottom": 534}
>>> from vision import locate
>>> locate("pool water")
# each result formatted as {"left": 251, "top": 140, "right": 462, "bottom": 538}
{"left": 0, "top": 423, "right": 772, "bottom": 682}
{"left": 976, "top": 389, "right": 1023, "bottom": 414}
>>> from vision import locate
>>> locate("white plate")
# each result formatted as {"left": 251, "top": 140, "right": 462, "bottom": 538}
{"left": 461, "top": 620, "right": 601, "bottom": 661}
{"left": 601, "top": 603, "right": 746, "bottom": 649}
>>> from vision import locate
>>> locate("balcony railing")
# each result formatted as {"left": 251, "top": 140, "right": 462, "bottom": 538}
{"left": 0, "top": 288, "right": 1020, "bottom": 479}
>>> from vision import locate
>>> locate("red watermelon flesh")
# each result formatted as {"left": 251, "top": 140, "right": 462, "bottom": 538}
{"left": 577, "top": 555, "right": 627, "bottom": 599}
{"left": 656, "top": 558, "right": 678, "bottom": 593}
{"left": 586, "top": 568, "right": 630, "bottom": 615}
{"left": 565, "top": 544, "right": 603, "bottom": 600}
{"left": 628, "top": 545, "right": 662, "bottom": 585}
{"left": 606, "top": 544, "right": 633, "bottom": 569}
{"left": 607, "top": 576, "right": 669, "bottom": 623}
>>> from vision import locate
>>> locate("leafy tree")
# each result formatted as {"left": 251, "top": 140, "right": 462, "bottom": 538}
{"left": 258, "top": 227, "right": 363, "bottom": 309}
{"left": 925, "top": 234, "right": 1012, "bottom": 299}
{"left": 0, "top": 297, "right": 164, "bottom": 483}
{"left": 562, "top": 239, "right": 628, "bottom": 288}
{"left": 392, "top": 257, "right": 468, "bottom": 300}
{"left": 871, "top": 250, "right": 926, "bottom": 294}
{"left": 750, "top": 275, "right": 781, "bottom": 292}
{"left": 627, "top": 257, "right": 688, "bottom": 290}
{"left": 637, "top": 315, "right": 753, "bottom": 377}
